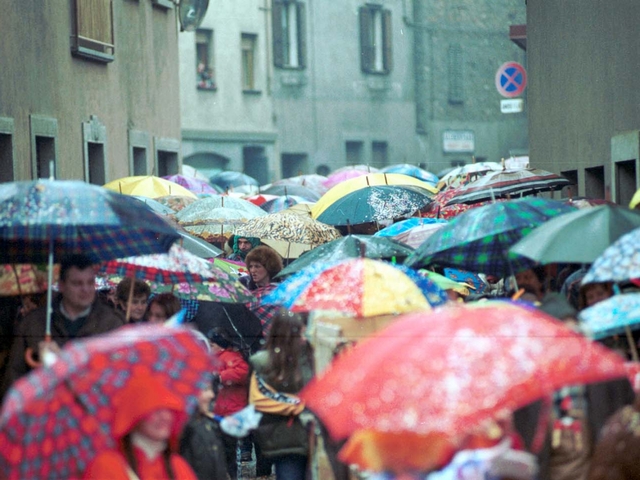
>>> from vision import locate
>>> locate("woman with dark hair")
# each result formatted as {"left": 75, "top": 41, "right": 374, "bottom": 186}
{"left": 147, "top": 293, "right": 182, "bottom": 324}
{"left": 84, "top": 373, "right": 197, "bottom": 480}
{"left": 243, "top": 246, "right": 284, "bottom": 335}
{"left": 249, "top": 310, "right": 315, "bottom": 480}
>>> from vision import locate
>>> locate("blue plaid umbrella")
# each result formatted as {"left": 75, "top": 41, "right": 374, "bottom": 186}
{"left": 579, "top": 293, "right": 640, "bottom": 340}
{"left": 405, "top": 198, "right": 576, "bottom": 277}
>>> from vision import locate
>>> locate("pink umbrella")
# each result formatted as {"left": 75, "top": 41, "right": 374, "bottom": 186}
{"left": 323, "top": 170, "right": 369, "bottom": 190}
{"left": 162, "top": 174, "right": 219, "bottom": 195}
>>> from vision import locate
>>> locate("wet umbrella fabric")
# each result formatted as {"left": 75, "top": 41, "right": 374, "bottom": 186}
{"left": 392, "top": 222, "right": 449, "bottom": 249}
{"left": 103, "top": 175, "right": 197, "bottom": 199}
{"left": 176, "top": 195, "right": 268, "bottom": 221}
{"left": 209, "top": 171, "right": 259, "bottom": 189}
{"left": 579, "top": 293, "right": 640, "bottom": 340}
{"left": 316, "top": 185, "right": 434, "bottom": 226}
{"left": 277, "top": 234, "right": 414, "bottom": 277}
{"left": 405, "top": 198, "right": 575, "bottom": 277}
{"left": 162, "top": 174, "right": 219, "bottom": 195}
{"left": 0, "top": 180, "right": 180, "bottom": 264}
{"left": 583, "top": 227, "right": 640, "bottom": 284}
{"left": 155, "top": 195, "right": 198, "bottom": 213}
{"left": 130, "top": 195, "right": 175, "bottom": 215}
{"left": 0, "top": 325, "right": 215, "bottom": 480}
{"left": 380, "top": 164, "right": 439, "bottom": 185}
{"left": 510, "top": 205, "right": 640, "bottom": 264}
{"left": 261, "top": 184, "right": 321, "bottom": 202}
{"left": 271, "top": 174, "right": 328, "bottom": 196}
{"left": 261, "top": 195, "right": 310, "bottom": 213}
{"left": 192, "top": 301, "right": 263, "bottom": 355}
{"left": 0, "top": 264, "right": 50, "bottom": 296}
{"left": 300, "top": 301, "right": 627, "bottom": 455}
{"left": 374, "top": 218, "right": 447, "bottom": 238}
{"left": 176, "top": 230, "right": 223, "bottom": 258}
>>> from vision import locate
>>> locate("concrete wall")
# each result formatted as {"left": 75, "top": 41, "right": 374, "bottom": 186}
{"left": 527, "top": 0, "right": 640, "bottom": 198}
{"left": 0, "top": 1, "right": 182, "bottom": 182}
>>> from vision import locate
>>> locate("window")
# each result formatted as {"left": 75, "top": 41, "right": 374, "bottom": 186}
{"left": 71, "top": 0, "right": 115, "bottom": 63}
{"left": 241, "top": 34, "right": 258, "bottom": 91}
{"left": 0, "top": 117, "right": 15, "bottom": 183}
{"left": 371, "top": 141, "right": 388, "bottom": 168}
{"left": 359, "top": 5, "right": 392, "bottom": 74}
{"left": 281, "top": 153, "right": 309, "bottom": 178}
{"left": 196, "top": 29, "right": 216, "bottom": 90}
{"left": 243, "top": 147, "right": 269, "bottom": 185}
{"left": 273, "top": 1, "right": 306, "bottom": 69}
{"left": 561, "top": 169, "right": 578, "bottom": 198}
{"left": 448, "top": 44, "right": 464, "bottom": 104}
{"left": 83, "top": 116, "right": 107, "bottom": 185}
{"left": 129, "top": 130, "right": 150, "bottom": 176}
{"left": 30, "top": 116, "right": 58, "bottom": 180}
{"left": 346, "top": 141, "right": 364, "bottom": 165}
{"left": 154, "top": 137, "right": 180, "bottom": 176}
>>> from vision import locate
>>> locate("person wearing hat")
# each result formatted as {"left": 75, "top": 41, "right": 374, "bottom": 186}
{"left": 226, "top": 236, "right": 261, "bottom": 262}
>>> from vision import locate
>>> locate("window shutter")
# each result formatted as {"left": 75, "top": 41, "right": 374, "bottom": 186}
{"left": 448, "top": 43, "right": 464, "bottom": 104}
{"left": 272, "top": 1, "right": 285, "bottom": 68}
{"left": 359, "top": 6, "right": 373, "bottom": 73}
{"left": 297, "top": 2, "right": 307, "bottom": 69}
{"left": 382, "top": 9, "right": 393, "bottom": 74}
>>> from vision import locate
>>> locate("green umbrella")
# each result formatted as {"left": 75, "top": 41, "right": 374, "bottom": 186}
{"left": 277, "top": 234, "right": 414, "bottom": 277}
{"left": 510, "top": 204, "right": 640, "bottom": 264}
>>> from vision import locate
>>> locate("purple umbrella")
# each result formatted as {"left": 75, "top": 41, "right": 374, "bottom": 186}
{"left": 162, "top": 174, "right": 219, "bottom": 194}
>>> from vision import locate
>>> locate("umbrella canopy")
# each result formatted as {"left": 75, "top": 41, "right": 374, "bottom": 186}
{"left": 99, "top": 243, "right": 217, "bottom": 284}
{"left": 315, "top": 185, "right": 434, "bottom": 226}
{"left": 323, "top": 169, "right": 371, "bottom": 190}
{"left": 630, "top": 189, "right": 640, "bottom": 210}
{"left": 176, "top": 195, "right": 268, "bottom": 221}
{"left": 130, "top": 195, "right": 175, "bottom": 215}
{"left": 154, "top": 194, "right": 198, "bottom": 212}
{"left": 374, "top": 217, "right": 448, "bottom": 238}
{"left": 583, "top": 227, "right": 640, "bottom": 284}
{"left": 510, "top": 205, "right": 640, "bottom": 264}
{"left": 181, "top": 164, "right": 211, "bottom": 182}
{"left": 313, "top": 173, "right": 438, "bottom": 220}
{"left": 233, "top": 212, "right": 341, "bottom": 258}
{"left": 175, "top": 230, "right": 223, "bottom": 258}
{"left": 260, "top": 195, "right": 310, "bottom": 213}
{"left": 437, "top": 162, "right": 503, "bottom": 189}
{"left": 260, "top": 184, "right": 321, "bottom": 202}
{"left": 392, "top": 222, "right": 448, "bottom": 249}
{"left": 405, "top": 198, "right": 576, "bottom": 277}
{"left": 381, "top": 164, "right": 439, "bottom": 184}
{"left": 192, "top": 301, "right": 263, "bottom": 354}
{"left": 300, "top": 301, "right": 627, "bottom": 470}
{"left": 161, "top": 174, "right": 218, "bottom": 195}
{"left": 0, "top": 325, "right": 214, "bottom": 480}
{"left": 278, "top": 234, "right": 414, "bottom": 277}
{"left": 579, "top": 293, "right": 640, "bottom": 340}
{"left": 209, "top": 171, "right": 259, "bottom": 189}
{"left": 271, "top": 174, "right": 328, "bottom": 196}
{"left": 150, "top": 275, "right": 255, "bottom": 304}
{"left": 444, "top": 168, "right": 570, "bottom": 206}
{"left": 244, "top": 193, "right": 279, "bottom": 206}
{"left": 264, "top": 258, "right": 431, "bottom": 317}
{"left": 0, "top": 264, "right": 50, "bottom": 296}
{"left": 0, "top": 180, "right": 180, "bottom": 264}
{"left": 103, "top": 175, "right": 197, "bottom": 199}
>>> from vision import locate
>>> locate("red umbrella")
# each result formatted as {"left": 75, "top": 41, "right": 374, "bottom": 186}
{"left": 301, "top": 301, "right": 626, "bottom": 447}
{"left": 0, "top": 325, "right": 215, "bottom": 480}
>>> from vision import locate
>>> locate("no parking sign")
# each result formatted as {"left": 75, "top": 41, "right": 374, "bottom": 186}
{"left": 495, "top": 62, "right": 527, "bottom": 98}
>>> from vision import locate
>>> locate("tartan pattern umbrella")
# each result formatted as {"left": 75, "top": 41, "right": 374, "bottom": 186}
{"left": 405, "top": 198, "right": 576, "bottom": 277}
{"left": 0, "top": 325, "right": 215, "bottom": 480}
{"left": 0, "top": 180, "right": 180, "bottom": 264}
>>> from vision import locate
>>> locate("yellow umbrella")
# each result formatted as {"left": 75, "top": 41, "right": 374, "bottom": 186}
{"left": 103, "top": 176, "right": 197, "bottom": 199}
{"left": 311, "top": 173, "right": 438, "bottom": 219}
{"left": 630, "top": 188, "right": 640, "bottom": 210}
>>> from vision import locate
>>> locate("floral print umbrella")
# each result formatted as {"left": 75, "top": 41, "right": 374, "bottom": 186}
{"left": 176, "top": 195, "right": 268, "bottom": 221}
{"left": 300, "top": 301, "right": 627, "bottom": 471}
{"left": 579, "top": 293, "right": 640, "bottom": 340}
{"left": 155, "top": 195, "right": 197, "bottom": 213}
{"left": 0, "top": 264, "right": 51, "bottom": 296}
{"left": 583, "top": 227, "right": 640, "bottom": 284}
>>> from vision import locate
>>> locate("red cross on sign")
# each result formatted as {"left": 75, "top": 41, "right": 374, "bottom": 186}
{"left": 495, "top": 62, "right": 527, "bottom": 98}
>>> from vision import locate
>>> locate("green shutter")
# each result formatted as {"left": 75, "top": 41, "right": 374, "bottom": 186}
{"left": 382, "top": 9, "right": 393, "bottom": 74}
{"left": 297, "top": 2, "right": 307, "bottom": 69}
{"left": 272, "top": 0, "right": 285, "bottom": 68}
{"left": 359, "top": 6, "right": 373, "bottom": 73}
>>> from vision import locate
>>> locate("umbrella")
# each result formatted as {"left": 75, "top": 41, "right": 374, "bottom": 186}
{"left": 437, "top": 162, "right": 503, "bottom": 189}
{"left": 213, "top": 258, "right": 248, "bottom": 276}
{"left": 130, "top": 195, "right": 175, "bottom": 215}
{"left": 405, "top": 198, "right": 576, "bottom": 277}
{"left": 192, "top": 301, "right": 263, "bottom": 355}
{"left": 565, "top": 196, "right": 615, "bottom": 209}
{"left": 260, "top": 195, "right": 310, "bottom": 213}
{"left": 175, "top": 230, "right": 223, "bottom": 259}
{"left": 176, "top": 195, "right": 268, "bottom": 221}
{"left": 374, "top": 217, "right": 448, "bottom": 238}
{"left": 300, "top": 301, "right": 627, "bottom": 471}
{"left": 244, "top": 193, "right": 279, "bottom": 206}
{"left": 209, "top": 171, "right": 259, "bottom": 189}
{"left": 380, "top": 164, "right": 439, "bottom": 185}
{"left": 161, "top": 174, "right": 218, "bottom": 195}
{"left": 510, "top": 205, "right": 640, "bottom": 264}
{"left": 0, "top": 324, "right": 215, "bottom": 480}
{"left": 154, "top": 195, "right": 198, "bottom": 212}
{"left": 103, "top": 175, "right": 197, "bottom": 199}
{"left": 630, "top": 189, "right": 640, "bottom": 210}
{"left": 583, "top": 227, "right": 640, "bottom": 284}
{"left": 233, "top": 212, "right": 342, "bottom": 259}
{"left": 0, "top": 264, "right": 51, "bottom": 296}
{"left": 260, "top": 184, "right": 321, "bottom": 202}
{"left": 315, "top": 185, "right": 435, "bottom": 226}
{"left": 444, "top": 168, "right": 570, "bottom": 206}
{"left": 392, "top": 222, "right": 449, "bottom": 249}
{"left": 579, "top": 293, "right": 640, "bottom": 340}
{"left": 271, "top": 174, "right": 328, "bottom": 196}
{"left": 148, "top": 275, "right": 255, "bottom": 304}
{"left": 323, "top": 169, "right": 371, "bottom": 190}
{"left": 264, "top": 258, "right": 431, "bottom": 317}
{"left": 181, "top": 164, "right": 212, "bottom": 182}
{"left": 278, "top": 234, "right": 414, "bottom": 277}
{"left": 313, "top": 173, "right": 438, "bottom": 221}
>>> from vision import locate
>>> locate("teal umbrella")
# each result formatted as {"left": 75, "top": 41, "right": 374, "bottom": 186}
{"left": 405, "top": 198, "right": 575, "bottom": 277}
{"left": 277, "top": 234, "right": 414, "bottom": 277}
{"left": 510, "top": 205, "right": 640, "bottom": 264}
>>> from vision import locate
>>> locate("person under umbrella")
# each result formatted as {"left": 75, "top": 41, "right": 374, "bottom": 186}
{"left": 1, "top": 254, "right": 124, "bottom": 399}
{"left": 147, "top": 293, "right": 182, "bottom": 325}
{"left": 83, "top": 371, "right": 197, "bottom": 480}
{"left": 226, "top": 235, "right": 261, "bottom": 262}
{"left": 115, "top": 278, "right": 151, "bottom": 323}
{"left": 243, "top": 246, "right": 284, "bottom": 334}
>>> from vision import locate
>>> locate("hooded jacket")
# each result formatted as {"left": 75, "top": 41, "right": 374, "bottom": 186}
{"left": 83, "top": 373, "right": 197, "bottom": 480}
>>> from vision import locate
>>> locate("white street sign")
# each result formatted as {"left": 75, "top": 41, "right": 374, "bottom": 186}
{"left": 500, "top": 98, "right": 524, "bottom": 114}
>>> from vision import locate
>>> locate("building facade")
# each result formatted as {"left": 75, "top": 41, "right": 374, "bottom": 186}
{"left": 0, "top": 0, "right": 183, "bottom": 184}
{"left": 179, "top": 0, "right": 277, "bottom": 185}
{"left": 526, "top": 0, "right": 640, "bottom": 205}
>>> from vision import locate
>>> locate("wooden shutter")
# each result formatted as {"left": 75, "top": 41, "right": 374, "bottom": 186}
{"left": 359, "top": 6, "right": 373, "bottom": 73}
{"left": 272, "top": 0, "right": 285, "bottom": 68}
{"left": 382, "top": 9, "right": 393, "bottom": 74}
{"left": 297, "top": 2, "right": 307, "bottom": 69}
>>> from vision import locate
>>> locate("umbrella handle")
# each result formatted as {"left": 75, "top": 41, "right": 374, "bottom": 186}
{"left": 24, "top": 334, "right": 53, "bottom": 369}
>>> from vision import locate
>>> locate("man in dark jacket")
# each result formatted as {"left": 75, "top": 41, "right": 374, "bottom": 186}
{"left": 1, "top": 254, "right": 124, "bottom": 398}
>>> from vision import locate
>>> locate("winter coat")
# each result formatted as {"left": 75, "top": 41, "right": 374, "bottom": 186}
{"left": 2, "top": 297, "right": 124, "bottom": 395}
{"left": 213, "top": 348, "right": 250, "bottom": 416}
{"left": 179, "top": 414, "right": 227, "bottom": 480}
{"left": 83, "top": 372, "right": 197, "bottom": 480}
